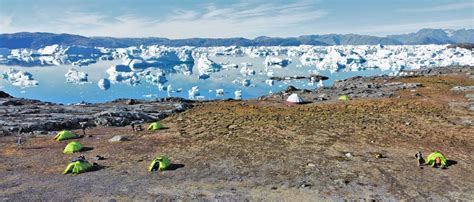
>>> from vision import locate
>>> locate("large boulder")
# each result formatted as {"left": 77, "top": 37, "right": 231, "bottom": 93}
{"left": 108, "top": 135, "right": 129, "bottom": 142}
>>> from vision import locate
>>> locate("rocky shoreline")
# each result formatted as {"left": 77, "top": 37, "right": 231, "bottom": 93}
{"left": 0, "top": 96, "right": 193, "bottom": 136}
{"left": 264, "top": 66, "right": 473, "bottom": 102}
{"left": 1, "top": 66, "right": 472, "bottom": 136}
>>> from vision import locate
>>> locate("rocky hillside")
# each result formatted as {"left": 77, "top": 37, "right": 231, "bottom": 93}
{"left": 1, "top": 29, "right": 473, "bottom": 49}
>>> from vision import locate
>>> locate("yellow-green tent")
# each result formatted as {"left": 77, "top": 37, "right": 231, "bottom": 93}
{"left": 63, "top": 142, "right": 83, "bottom": 154}
{"left": 425, "top": 151, "right": 447, "bottom": 168}
{"left": 148, "top": 122, "right": 163, "bottom": 131}
{"left": 149, "top": 155, "right": 171, "bottom": 172}
{"left": 338, "top": 95, "right": 349, "bottom": 102}
{"left": 63, "top": 160, "right": 93, "bottom": 174}
{"left": 54, "top": 130, "right": 78, "bottom": 141}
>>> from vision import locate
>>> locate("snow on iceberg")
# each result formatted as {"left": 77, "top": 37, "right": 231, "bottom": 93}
{"left": 38, "top": 45, "right": 61, "bottom": 55}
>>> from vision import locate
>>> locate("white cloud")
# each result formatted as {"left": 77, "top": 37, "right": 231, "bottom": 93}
{"left": 0, "top": 15, "right": 12, "bottom": 30}
{"left": 0, "top": 1, "right": 328, "bottom": 38}
{"left": 399, "top": 2, "right": 474, "bottom": 12}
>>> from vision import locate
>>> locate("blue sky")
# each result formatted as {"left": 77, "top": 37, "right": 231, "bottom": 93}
{"left": 0, "top": 0, "right": 473, "bottom": 38}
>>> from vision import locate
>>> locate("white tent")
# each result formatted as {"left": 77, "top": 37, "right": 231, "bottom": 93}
{"left": 286, "top": 93, "right": 304, "bottom": 104}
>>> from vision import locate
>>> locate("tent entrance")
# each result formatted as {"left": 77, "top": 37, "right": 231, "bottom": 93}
{"left": 150, "top": 162, "right": 160, "bottom": 171}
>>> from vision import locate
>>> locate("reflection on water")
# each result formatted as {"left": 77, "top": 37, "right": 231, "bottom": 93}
{"left": 0, "top": 56, "right": 387, "bottom": 104}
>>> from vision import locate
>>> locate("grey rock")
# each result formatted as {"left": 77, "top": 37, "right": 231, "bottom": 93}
{"left": 451, "top": 86, "right": 474, "bottom": 92}
{"left": 108, "top": 135, "right": 128, "bottom": 142}
{"left": 0, "top": 96, "right": 193, "bottom": 136}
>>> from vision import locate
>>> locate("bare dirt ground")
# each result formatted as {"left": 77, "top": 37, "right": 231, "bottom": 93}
{"left": 1, "top": 73, "right": 473, "bottom": 200}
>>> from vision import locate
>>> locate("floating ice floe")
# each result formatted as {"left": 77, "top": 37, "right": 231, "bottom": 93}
{"left": 71, "top": 59, "right": 96, "bottom": 67}
{"left": 216, "top": 89, "right": 224, "bottom": 96}
{"left": 2, "top": 69, "right": 39, "bottom": 88}
{"left": 241, "top": 62, "right": 252, "bottom": 67}
{"left": 241, "top": 79, "right": 251, "bottom": 87}
{"left": 240, "top": 65, "right": 256, "bottom": 76}
{"left": 221, "top": 63, "right": 239, "bottom": 69}
{"left": 317, "top": 80, "right": 324, "bottom": 88}
{"left": 265, "top": 79, "right": 274, "bottom": 86}
{"left": 166, "top": 84, "right": 173, "bottom": 96}
{"left": 98, "top": 78, "right": 111, "bottom": 90}
{"left": 65, "top": 68, "right": 88, "bottom": 84}
{"left": 195, "top": 96, "right": 206, "bottom": 100}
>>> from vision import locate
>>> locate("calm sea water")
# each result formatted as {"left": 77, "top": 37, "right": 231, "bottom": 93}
{"left": 0, "top": 56, "right": 387, "bottom": 104}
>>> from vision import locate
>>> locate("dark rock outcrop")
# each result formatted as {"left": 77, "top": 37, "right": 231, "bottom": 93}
{"left": 0, "top": 91, "right": 12, "bottom": 98}
{"left": 0, "top": 96, "right": 193, "bottom": 136}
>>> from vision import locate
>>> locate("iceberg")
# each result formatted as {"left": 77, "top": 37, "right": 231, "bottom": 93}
{"left": 234, "top": 90, "right": 242, "bottom": 100}
{"left": 144, "top": 71, "right": 167, "bottom": 85}
{"left": 222, "top": 63, "right": 239, "bottom": 69}
{"left": 188, "top": 86, "right": 200, "bottom": 99}
{"left": 196, "top": 56, "right": 221, "bottom": 79}
{"left": 65, "top": 68, "right": 88, "bottom": 83}
{"left": 264, "top": 56, "right": 291, "bottom": 67}
{"left": 242, "top": 79, "right": 251, "bottom": 87}
{"left": 38, "top": 44, "right": 61, "bottom": 55}
{"left": 98, "top": 78, "right": 111, "bottom": 90}
{"left": 106, "top": 65, "right": 140, "bottom": 86}
{"left": 240, "top": 65, "right": 256, "bottom": 76}
{"left": 216, "top": 89, "right": 224, "bottom": 96}
{"left": 2, "top": 69, "right": 39, "bottom": 88}
{"left": 317, "top": 80, "right": 324, "bottom": 88}
{"left": 265, "top": 79, "right": 274, "bottom": 86}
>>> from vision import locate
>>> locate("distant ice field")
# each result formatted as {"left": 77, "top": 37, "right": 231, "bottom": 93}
{"left": 0, "top": 45, "right": 471, "bottom": 104}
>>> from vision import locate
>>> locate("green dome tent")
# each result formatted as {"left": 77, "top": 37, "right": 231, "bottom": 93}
{"left": 148, "top": 122, "right": 163, "bottom": 131}
{"left": 63, "top": 159, "right": 93, "bottom": 174}
{"left": 63, "top": 142, "right": 83, "bottom": 154}
{"left": 338, "top": 95, "right": 349, "bottom": 102}
{"left": 149, "top": 155, "right": 171, "bottom": 172}
{"left": 54, "top": 130, "right": 78, "bottom": 141}
{"left": 425, "top": 151, "right": 447, "bottom": 168}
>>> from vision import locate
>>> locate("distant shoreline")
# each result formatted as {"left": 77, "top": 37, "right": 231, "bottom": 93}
{"left": 1, "top": 28, "right": 473, "bottom": 49}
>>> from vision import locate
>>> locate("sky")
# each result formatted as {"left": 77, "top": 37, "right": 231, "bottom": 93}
{"left": 0, "top": 0, "right": 473, "bottom": 38}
